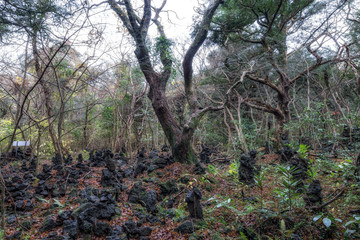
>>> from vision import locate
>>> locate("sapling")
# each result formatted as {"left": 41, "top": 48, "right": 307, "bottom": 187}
{"left": 254, "top": 171, "right": 265, "bottom": 210}
{"left": 275, "top": 166, "right": 301, "bottom": 212}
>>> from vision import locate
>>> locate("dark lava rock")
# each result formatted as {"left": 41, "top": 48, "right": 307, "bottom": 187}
{"left": 123, "top": 220, "right": 138, "bottom": 237}
{"left": 123, "top": 221, "right": 152, "bottom": 238}
{"left": 36, "top": 181, "right": 53, "bottom": 197}
{"left": 14, "top": 199, "right": 34, "bottom": 211}
{"left": 100, "top": 169, "right": 123, "bottom": 187}
{"left": 280, "top": 145, "right": 295, "bottom": 162}
{"left": 146, "top": 155, "right": 173, "bottom": 174}
{"left": 91, "top": 150, "right": 105, "bottom": 167}
{"left": 134, "top": 163, "right": 147, "bottom": 178}
{"left": 57, "top": 210, "right": 73, "bottom": 226}
{"left": 137, "top": 147, "right": 146, "bottom": 158}
{"left": 37, "top": 164, "right": 52, "bottom": 180}
{"left": 77, "top": 153, "right": 84, "bottom": 163}
{"left": 64, "top": 155, "right": 73, "bottom": 165}
{"left": 193, "top": 161, "right": 206, "bottom": 175}
{"left": 21, "top": 161, "right": 28, "bottom": 172}
{"left": 161, "top": 144, "right": 169, "bottom": 152}
{"left": 6, "top": 231, "right": 22, "bottom": 240}
{"left": 175, "top": 221, "right": 195, "bottom": 234}
{"left": 77, "top": 210, "right": 96, "bottom": 233}
{"left": 104, "top": 149, "right": 116, "bottom": 172}
{"left": 185, "top": 187, "right": 203, "bottom": 219}
{"left": 106, "top": 235, "right": 128, "bottom": 240}
{"left": 94, "top": 221, "right": 111, "bottom": 236}
{"left": 51, "top": 184, "right": 66, "bottom": 198}
{"left": 138, "top": 226, "right": 152, "bottom": 236}
{"left": 52, "top": 153, "right": 63, "bottom": 171}
{"left": 238, "top": 150, "right": 257, "bottom": 186}
{"left": 289, "top": 157, "right": 309, "bottom": 191}
{"left": 75, "top": 153, "right": 88, "bottom": 170}
{"left": 72, "top": 202, "right": 93, "bottom": 218}
{"left": 148, "top": 150, "right": 158, "bottom": 159}
{"left": 304, "top": 180, "right": 323, "bottom": 207}
{"left": 159, "top": 180, "right": 178, "bottom": 196}
{"left": 152, "top": 156, "right": 174, "bottom": 169}
{"left": 73, "top": 190, "right": 118, "bottom": 234}
{"left": 145, "top": 191, "right": 158, "bottom": 214}
{"left": 41, "top": 232, "right": 67, "bottom": 240}
{"left": 64, "top": 167, "right": 82, "bottom": 184}
{"left": 289, "top": 157, "right": 309, "bottom": 180}
{"left": 167, "top": 199, "right": 174, "bottom": 209}
{"left": 40, "top": 216, "right": 57, "bottom": 232}
{"left": 200, "top": 144, "right": 212, "bottom": 163}
{"left": 29, "top": 157, "right": 37, "bottom": 172}
{"left": 128, "top": 183, "right": 157, "bottom": 214}
{"left": 63, "top": 220, "right": 78, "bottom": 239}
{"left": 24, "top": 173, "right": 35, "bottom": 181}
{"left": 128, "top": 182, "right": 147, "bottom": 203}
{"left": 121, "top": 167, "right": 134, "bottom": 178}
{"left": 278, "top": 135, "right": 295, "bottom": 163}
{"left": 7, "top": 215, "right": 16, "bottom": 224}
{"left": 108, "top": 225, "right": 124, "bottom": 238}
{"left": 94, "top": 201, "right": 117, "bottom": 220}
{"left": 147, "top": 164, "right": 159, "bottom": 173}
{"left": 22, "top": 220, "right": 33, "bottom": 231}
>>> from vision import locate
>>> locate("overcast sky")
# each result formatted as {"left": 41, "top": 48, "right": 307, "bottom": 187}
{"left": 75, "top": 0, "right": 202, "bottom": 65}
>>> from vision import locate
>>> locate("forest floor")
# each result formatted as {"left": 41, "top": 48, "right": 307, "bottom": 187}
{"left": 1, "top": 148, "right": 360, "bottom": 240}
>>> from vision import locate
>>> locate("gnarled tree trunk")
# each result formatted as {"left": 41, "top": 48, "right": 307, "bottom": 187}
{"left": 108, "top": 0, "right": 224, "bottom": 163}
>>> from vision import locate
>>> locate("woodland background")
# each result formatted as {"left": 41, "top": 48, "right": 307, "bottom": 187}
{"left": 0, "top": 0, "right": 359, "bottom": 239}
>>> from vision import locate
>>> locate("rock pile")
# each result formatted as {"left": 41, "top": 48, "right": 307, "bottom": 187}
{"left": 200, "top": 144, "right": 212, "bottom": 163}
{"left": 238, "top": 150, "right": 258, "bottom": 186}
{"left": 304, "top": 179, "right": 323, "bottom": 207}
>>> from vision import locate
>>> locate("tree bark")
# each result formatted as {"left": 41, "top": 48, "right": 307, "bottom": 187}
{"left": 108, "top": 0, "right": 223, "bottom": 163}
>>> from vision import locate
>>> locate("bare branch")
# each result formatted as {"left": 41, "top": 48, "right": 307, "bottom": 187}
{"left": 243, "top": 98, "right": 285, "bottom": 120}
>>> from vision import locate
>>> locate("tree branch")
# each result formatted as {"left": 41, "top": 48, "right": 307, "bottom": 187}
{"left": 308, "top": 189, "right": 345, "bottom": 210}
{"left": 182, "top": 0, "right": 224, "bottom": 110}
{"left": 243, "top": 98, "right": 285, "bottom": 120}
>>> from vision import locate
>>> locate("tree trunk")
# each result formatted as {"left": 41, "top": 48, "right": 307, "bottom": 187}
{"left": 108, "top": 0, "right": 223, "bottom": 164}
{"left": 32, "top": 33, "right": 63, "bottom": 163}
{"left": 83, "top": 104, "right": 89, "bottom": 148}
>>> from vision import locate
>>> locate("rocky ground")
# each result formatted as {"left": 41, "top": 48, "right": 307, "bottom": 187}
{"left": 1, "top": 144, "right": 359, "bottom": 239}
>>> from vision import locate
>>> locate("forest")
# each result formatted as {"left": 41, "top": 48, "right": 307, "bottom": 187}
{"left": 0, "top": 0, "right": 359, "bottom": 239}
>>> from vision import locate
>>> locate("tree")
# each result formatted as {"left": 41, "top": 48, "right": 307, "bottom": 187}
{"left": 0, "top": 0, "right": 84, "bottom": 161}
{"left": 209, "top": 0, "right": 356, "bottom": 141}
{"left": 107, "top": 0, "right": 224, "bottom": 163}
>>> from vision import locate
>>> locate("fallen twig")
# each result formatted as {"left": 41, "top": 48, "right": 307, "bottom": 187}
{"left": 308, "top": 189, "right": 345, "bottom": 210}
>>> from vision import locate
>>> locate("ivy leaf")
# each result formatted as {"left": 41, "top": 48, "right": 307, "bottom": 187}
{"left": 323, "top": 218, "right": 331, "bottom": 228}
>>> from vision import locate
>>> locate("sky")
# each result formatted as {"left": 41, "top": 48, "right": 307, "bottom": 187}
{"left": 0, "top": 0, "right": 205, "bottom": 84}
{"left": 77, "top": 0, "right": 201, "bottom": 66}
{"left": 153, "top": 0, "right": 199, "bottom": 39}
